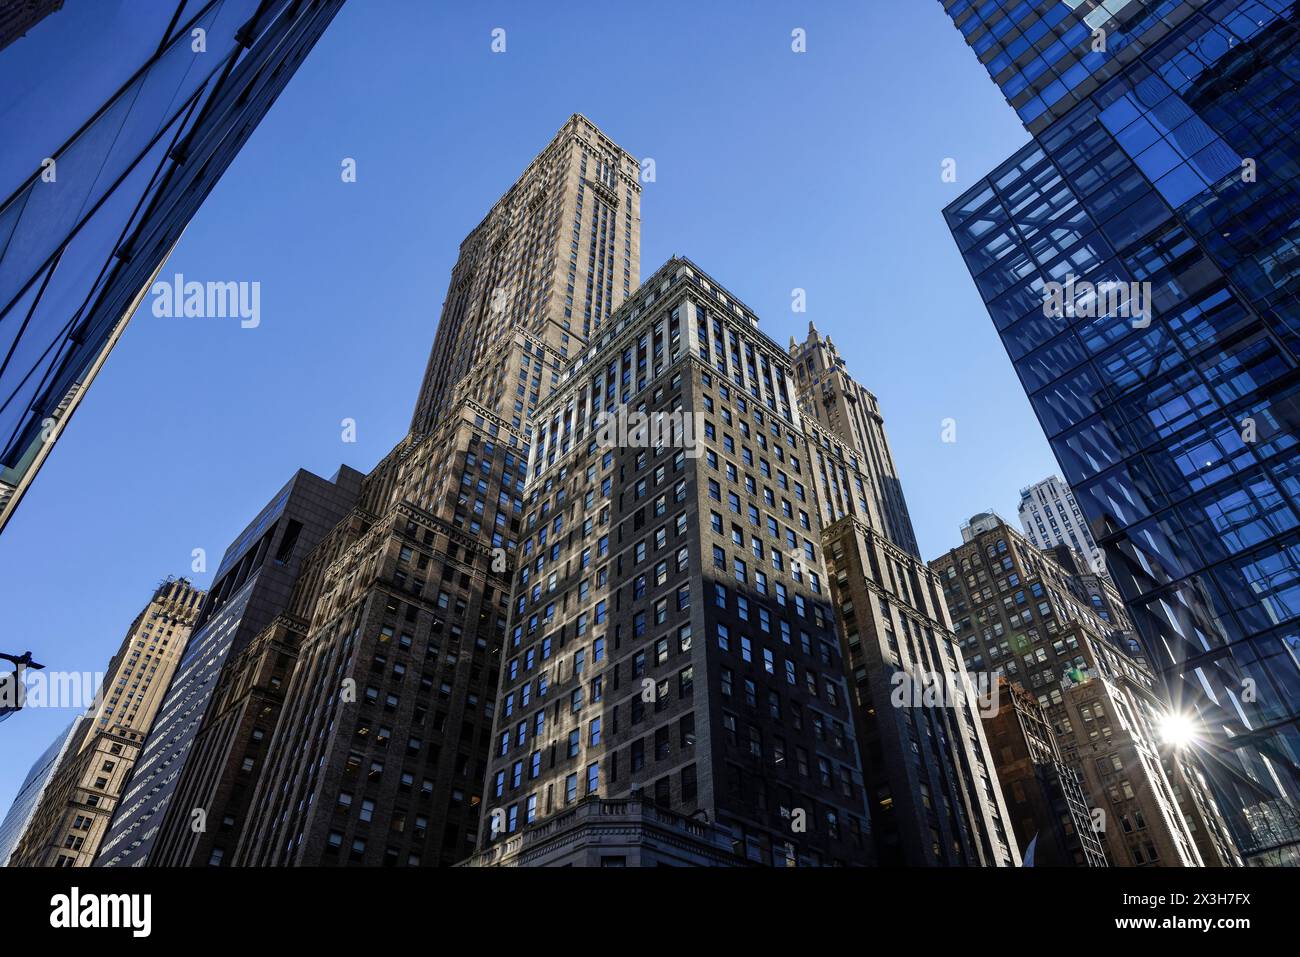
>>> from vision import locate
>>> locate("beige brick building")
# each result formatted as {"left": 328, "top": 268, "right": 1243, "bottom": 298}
{"left": 8, "top": 577, "right": 203, "bottom": 866}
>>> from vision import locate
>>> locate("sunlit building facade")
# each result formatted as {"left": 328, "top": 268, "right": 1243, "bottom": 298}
{"left": 7, "top": 578, "right": 203, "bottom": 867}
{"left": 469, "top": 258, "right": 875, "bottom": 867}
{"left": 237, "top": 115, "right": 643, "bottom": 867}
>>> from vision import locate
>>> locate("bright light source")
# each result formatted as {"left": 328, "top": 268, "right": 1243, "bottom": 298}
{"left": 1158, "top": 711, "right": 1199, "bottom": 748}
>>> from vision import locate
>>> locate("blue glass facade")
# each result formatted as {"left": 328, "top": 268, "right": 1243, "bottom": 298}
{"left": 0, "top": 0, "right": 344, "bottom": 534}
{"left": 944, "top": 0, "right": 1300, "bottom": 863}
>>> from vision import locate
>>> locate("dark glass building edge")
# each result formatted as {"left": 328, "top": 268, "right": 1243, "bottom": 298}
{"left": 0, "top": 0, "right": 345, "bottom": 533}
{"left": 943, "top": 0, "right": 1300, "bottom": 863}
{"left": 0, "top": 715, "right": 81, "bottom": 866}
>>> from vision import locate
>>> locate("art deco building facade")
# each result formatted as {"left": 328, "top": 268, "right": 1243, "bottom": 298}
{"left": 982, "top": 676, "right": 1108, "bottom": 866}
{"left": 790, "top": 326, "right": 1018, "bottom": 866}
{"left": 234, "top": 115, "right": 642, "bottom": 867}
{"left": 0, "top": 0, "right": 344, "bottom": 534}
{"left": 97, "top": 467, "right": 362, "bottom": 867}
{"left": 932, "top": 514, "right": 1240, "bottom": 866}
{"left": 8, "top": 578, "right": 203, "bottom": 866}
{"left": 1018, "top": 474, "right": 1106, "bottom": 575}
{"left": 469, "top": 258, "right": 874, "bottom": 867}
{"left": 941, "top": 0, "right": 1300, "bottom": 864}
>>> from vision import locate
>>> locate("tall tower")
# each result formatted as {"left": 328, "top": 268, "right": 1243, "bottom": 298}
{"left": 410, "top": 114, "right": 641, "bottom": 437}
{"left": 790, "top": 328, "right": 1019, "bottom": 866}
{"left": 8, "top": 578, "right": 203, "bottom": 866}
{"left": 941, "top": 0, "right": 1300, "bottom": 864}
{"left": 790, "top": 322, "right": 917, "bottom": 556}
{"left": 1017, "top": 475, "right": 1105, "bottom": 576}
{"left": 236, "top": 116, "right": 642, "bottom": 867}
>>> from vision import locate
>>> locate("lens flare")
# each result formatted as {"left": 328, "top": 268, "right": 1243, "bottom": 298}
{"left": 1158, "top": 711, "right": 1199, "bottom": 748}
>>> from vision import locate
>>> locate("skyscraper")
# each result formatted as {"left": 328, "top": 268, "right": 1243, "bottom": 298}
{"left": 8, "top": 578, "right": 203, "bottom": 867}
{"left": 0, "top": 0, "right": 344, "bottom": 535}
{"left": 790, "top": 325, "right": 1018, "bottom": 866}
{"left": 1018, "top": 474, "right": 1107, "bottom": 574}
{"left": 468, "top": 258, "right": 874, "bottom": 867}
{"left": 941, "top": 0, "right": 1300, "bottom": 865}
{"left": 236, "top": 115, "right": 643, "bottom": 867}
{"left": 97, "top": 466, "right": 362, "bottom": 867}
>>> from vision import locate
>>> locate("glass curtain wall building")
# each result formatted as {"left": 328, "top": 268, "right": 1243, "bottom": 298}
{"left": 941, "top": 0, "right": 1300, "bottom": 864}
{"left": 0, "top": 0, "right": 344, "bottom": 534}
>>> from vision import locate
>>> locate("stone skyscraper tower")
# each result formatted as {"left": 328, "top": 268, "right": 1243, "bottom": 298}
{"left": 8, "top": 578, "right": 203, "bottom": 867}
{"left": 237, "top": 116, "right": 642, "bottom": 866}
{"left": 468, "top": 259, "right": 875, "bottom": 867}
{"left": 790, "top": 326, "right": 1019, "bottom": 866}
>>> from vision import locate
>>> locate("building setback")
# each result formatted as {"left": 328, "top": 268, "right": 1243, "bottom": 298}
{"left": 932, "top": 513, "right": 1241, "bottom": 866}
{"left": 8, "top": 578, "right": 203, "bottom": 866}
{"left": 790, "top": 325, "right": 1018, "bottom": 866}
{"left": 236, "top": 115, "right": 642, "bottom": 867}
{"left": 96, "top": 467, "right": 362, "bottom": 867}
{"left": 941, "top": 0, "right": 1300, "bottom": 864}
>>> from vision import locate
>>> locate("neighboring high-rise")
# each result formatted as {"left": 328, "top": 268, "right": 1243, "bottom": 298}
{"left": 468, "top": 257, "right": 874, "bottom": 867}
{"left": 792, "top": 322, "right": 918, "bottom": 554}
{"left": 1018, "top": 474, "right": 1106, "bottom": 575}
{"left": 97, "top": 467, "right": 362, "bottom": 867}
{"left": 941, "top": 0, "right": 1300, "bottom": 864}
{"left": 0, "top": 716, "right": 82, "bottom": 866}
{"left": 0, "top": 0, "right": 344, "bottom": 535}
{"left": 932, "top": 513, "right": 1241, "bottom": 866}
{"left": 790, "top": 325, "right": 1018, "bottom": 866}
{"left": 981, "top": 676, "right": 1108, "bottom": 866}
{"left": 8, "top": 578, "right": 203, "bottom": 866}
{"left": 236, "top": 115, "right": 642, "bottom": 867}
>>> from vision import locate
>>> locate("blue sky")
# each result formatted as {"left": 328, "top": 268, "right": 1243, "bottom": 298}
{"left": 0, "top": 0, "right": 1058, "bottom": 815}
